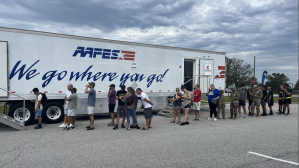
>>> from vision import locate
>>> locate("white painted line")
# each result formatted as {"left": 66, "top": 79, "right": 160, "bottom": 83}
{"left": 248, "top": 151, "right": 299, "bottom": 166}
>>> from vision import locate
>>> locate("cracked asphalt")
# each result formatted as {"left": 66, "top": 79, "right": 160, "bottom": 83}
{"left": 0, "top": 104, "right": 298, "bottom": 168}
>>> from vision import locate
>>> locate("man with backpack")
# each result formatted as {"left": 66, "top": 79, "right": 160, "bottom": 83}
{"left": 31, "top": 88, "right": 46, "bottom": 129}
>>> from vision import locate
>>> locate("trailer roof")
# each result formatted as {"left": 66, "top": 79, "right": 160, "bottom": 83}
{"left": 0, "top": 27, "right": 225, "bottom": 55}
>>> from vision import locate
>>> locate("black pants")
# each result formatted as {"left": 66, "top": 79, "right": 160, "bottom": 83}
{"left": 209, "top": 102, "right": 218, "bottom": 118}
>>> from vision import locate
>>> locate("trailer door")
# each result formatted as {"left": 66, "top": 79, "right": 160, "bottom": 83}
{"left": 0, "top": 41, "right": 8, "bottom": 97}
{"left": 199, "top": 59, "right": 214, "bottom": 93}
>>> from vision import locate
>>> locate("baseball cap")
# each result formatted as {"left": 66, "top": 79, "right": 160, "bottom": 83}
{"left": 240, "top": 84, "right": 245, "bottom": 87}
{"left": 109, "top": 84, "right": 115, "bottom": 88}
{"left": 220, "top": 89, "right": 224, "bottom": 93}
{"left": 232, "top": 86, "right": 236, "bottom": 90}
{"left": 89, "top": 82, "right": 95, "bottom": 87}
{"left": 253, "top": 85, "right": 257, "bottom": 88}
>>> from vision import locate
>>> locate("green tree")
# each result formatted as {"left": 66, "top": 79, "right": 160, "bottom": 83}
{"left": 265, "top": 73, "right": 290, "bottom": 92}
{"left": 226, "top": 57, "right": 254, "bottom": 88}
{"left": 294, "top": 79, "right": 299, "bottom": 90}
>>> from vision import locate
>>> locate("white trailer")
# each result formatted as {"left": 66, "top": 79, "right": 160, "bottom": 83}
{"left": 0, "top": 27, "right": 226, "bottom": 126}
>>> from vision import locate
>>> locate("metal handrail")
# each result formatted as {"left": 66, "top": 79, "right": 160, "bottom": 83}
{"left": 159, "top": 79, "right": 193, "bottom": 114}
{"left": 0, "top": 88, "right": 26, "bottom": 130}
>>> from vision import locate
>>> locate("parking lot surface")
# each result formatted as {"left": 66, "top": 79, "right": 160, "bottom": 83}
{"left": 0, "top": 104, "right": 298, "bottom": 168}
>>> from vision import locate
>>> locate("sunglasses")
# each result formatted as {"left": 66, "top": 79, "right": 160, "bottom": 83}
{"left": 176, "top": 90, "right": 180, "bottom": 91}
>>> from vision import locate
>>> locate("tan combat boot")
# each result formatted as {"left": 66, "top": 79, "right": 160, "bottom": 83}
{"left": 256, "top": 114, "right": 259, "bottom": 117}
{"left": 223, "top": 116, "right": 226, "bottom": 119}
{"left": 228, "top": 116, "right": 233, "bottom": 119}
{"left": 232, "top": 116, "right": 237, "bottom": 119}
{"left": 249, "top": 113, "right": 254, "bottom": 116}
{"left": 217, "top": 116, "right": 221, "bottom": 119}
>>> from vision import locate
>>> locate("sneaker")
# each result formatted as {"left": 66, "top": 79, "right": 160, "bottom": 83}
{"left": 268, "top": 112, "right": 273, "bottom": 115}
{"left": 121, "top": 123, "right": 125, "bottom": 128}
{"left": 71, "top": 125, "right": 75, "bottom": 129}
{"left": 63, "top": 126, "right": 69, "bottom": 130}
{"left": 59, "top": 123, "right": 66, "bottom": 128}
{"left": 208, "top": 117, "right": 212, "bottom": 121}
{"left": 243, "top": 115, "right": 247, "bottom": 118}
{"left": 34, "top": 125, "right": 42, "bottom": 129}
{"left": 87, "top": 127, "right": 94, "bottom": 130}
{"left": 185, "top": 122, "right": 189, "bottom": 125}
{"left": 180, "top": 122, "right": 185, "bottom": 126}
{"left": 136, "top": 125, "right": 141, "bottom": 129}
{"left": 86, "top": 125, "right": 91, "bottom": 128}
{"left": 238, "top": 115, "right": 241, "bottom": 118}
{"left": 213, "top": 118, "right": 217, "bottom": 121}
{"left": 198, "top": 118, "right": 201, "bottom": 121}
{"left": 113, "top": 125, "right": 119, "bottom": 130}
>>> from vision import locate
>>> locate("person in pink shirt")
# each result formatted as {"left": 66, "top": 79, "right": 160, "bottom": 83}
{"left": 193, "top": 84, "right": 201, "bottom": 120}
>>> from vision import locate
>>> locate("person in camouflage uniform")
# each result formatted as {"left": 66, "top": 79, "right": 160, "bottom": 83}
{"left": 250, "top": 85, "right": 263, "bottom": 117}
{"left": 229, "top": 87, "right": 240, "bottom": 119}
{"left": 217, "top": 90, "right": 226, "bottom": 119}
{"left": 247, "top": 85, "right": 254, "bottom": 115}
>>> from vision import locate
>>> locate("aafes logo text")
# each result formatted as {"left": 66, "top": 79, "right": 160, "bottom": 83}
{"left": 72, "top": 46, "right": 135, "bottom": 61}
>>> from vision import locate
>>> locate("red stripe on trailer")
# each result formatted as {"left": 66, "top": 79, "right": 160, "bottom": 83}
{"left": 168, "top": 90, "right": 170, "bottom": 92}
{"left": 98, "top": 91, "right": 101, "bottom": 92}
{"left": 150, "top": 90, "right": 153, "bottom": 92}
{"left": 30, "top": 91, "right": 32, "bottom": 93}
{"left": 123, "top": 54, "right": 135, "bottom": 58}
{"left": 159, "top": 90, "right": 161, "bottom": 92}
{"left": 121, "top": 51, "right": 135, "bottom": 54}
{"left": 44, "top": 91, "right": 48, "bottom": 93}
{"left": 11, "top": 91, "right": 15, "bottom": 93}
{"left": 58, "top": 91, "right": 62, "bottom": 93}
{"left": 218, "top": 66, "right": 225, "bottom": 70}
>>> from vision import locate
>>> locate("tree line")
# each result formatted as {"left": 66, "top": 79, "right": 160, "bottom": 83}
{"left": 225, "top": 57, "right": 296, "bottom": 92}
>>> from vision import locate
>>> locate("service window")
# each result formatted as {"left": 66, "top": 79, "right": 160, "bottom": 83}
{"left": 0, "top": 41, "right": 8, "bottom": 97}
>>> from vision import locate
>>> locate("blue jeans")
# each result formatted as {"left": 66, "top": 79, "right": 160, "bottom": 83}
{"left": 126, "top": 107, "right": 138, "bottom": 125}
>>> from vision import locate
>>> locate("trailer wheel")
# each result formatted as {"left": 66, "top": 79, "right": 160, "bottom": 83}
{"left": 8, "top": 103, "right": 35, "bottom": 125}
{"left": 42, "top": 102, "right": 64, "bottom": 123}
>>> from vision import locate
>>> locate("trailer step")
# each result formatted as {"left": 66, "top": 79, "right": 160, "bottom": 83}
{"left": 0, "top": 113, "right": 24, "bottom": 131}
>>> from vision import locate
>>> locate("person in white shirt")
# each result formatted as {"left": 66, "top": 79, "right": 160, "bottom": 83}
{"left": 136, "top": 88, "right": 154, "bottom": 130}
{"left": 59, "top": 84, "right": 73, "bottom": 128}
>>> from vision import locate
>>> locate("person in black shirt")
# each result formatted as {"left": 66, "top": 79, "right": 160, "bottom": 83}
{"left": 267, "top": 87, "right": 274, "bottom": 115}
{"left": 283, "top": 84, "right": 292, "bottom": 115}
{"left": 261, "top": 86, "right": 268, "bottom": 116}
{"left": 113, "top": 85, "right": 127, "bottom": 130}
{"left": 277, "top": 85, "right": 285, "bottom": 114}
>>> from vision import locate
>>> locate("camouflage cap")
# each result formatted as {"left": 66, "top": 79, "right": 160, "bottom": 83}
{"left": 232, "top": 86, "right": 236, "bottom": 90}
{"left": 220, "top": 89, "right": 224, "bottom": 93}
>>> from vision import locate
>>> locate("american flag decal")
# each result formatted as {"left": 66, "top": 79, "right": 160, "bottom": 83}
{"left": 121, "top": 51, "right": 135, "bottom": 61}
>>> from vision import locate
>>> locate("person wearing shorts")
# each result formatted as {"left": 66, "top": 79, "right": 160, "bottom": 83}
{"left": 31, "top": 88, "right": 43, "bottom": 129}
{"left": 107, "top": 84, "right": 116, "bottom": 126}
{"left": 59, "top": 84, "right": 73, "bottom": 128}
{"left": 64, "top": 88, "right": 78, "bottom": 130}
{"left": 283, "top": 84, "right": 292, "bottom": 115}
{"left": 170, "top": 88, "right": 182, "bottom": 124}
{"left": 113, "top": 85, "right": 127, "bottom": 130}
{"left": 85, "top": 82, "right": 96, "bottom": 130}
{"left": 136, "top": 88, "right": 154, "bottom": 130}
{"left": 193, "top": 84, "right": 201, "bottom": 121}
{"left": 278, "top": 85, "right": 285, "bottom": 114}
{"left": 180, "top": 85, "right": 192, "bottom": 126}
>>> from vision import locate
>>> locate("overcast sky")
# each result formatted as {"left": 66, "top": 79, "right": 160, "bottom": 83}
{"left": 0, "top": 0, "right": 298, "bottom": 85}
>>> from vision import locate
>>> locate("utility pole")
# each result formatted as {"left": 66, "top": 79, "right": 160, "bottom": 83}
{"left": 254, "top": 56, "right": 256, "bottom": 81}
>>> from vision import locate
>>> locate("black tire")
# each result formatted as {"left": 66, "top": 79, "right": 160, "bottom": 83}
{"left": 42, "top": 102, "right": 64, "bottom": 124}
{"left": 8, "top": 103, "right": 35, "bottom": 125}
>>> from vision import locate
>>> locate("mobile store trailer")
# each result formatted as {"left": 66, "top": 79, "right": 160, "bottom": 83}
{"left": 0, "top": 27, "right": 226, "bottom": 126}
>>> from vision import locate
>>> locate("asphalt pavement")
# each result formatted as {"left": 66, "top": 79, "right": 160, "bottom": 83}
{"left": 0, "top": 104, "right": 298, "bottom": 168}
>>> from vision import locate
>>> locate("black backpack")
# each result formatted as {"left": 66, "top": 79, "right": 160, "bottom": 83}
{"left": 38, "top": 93, "right": 48, "bottom": 106}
